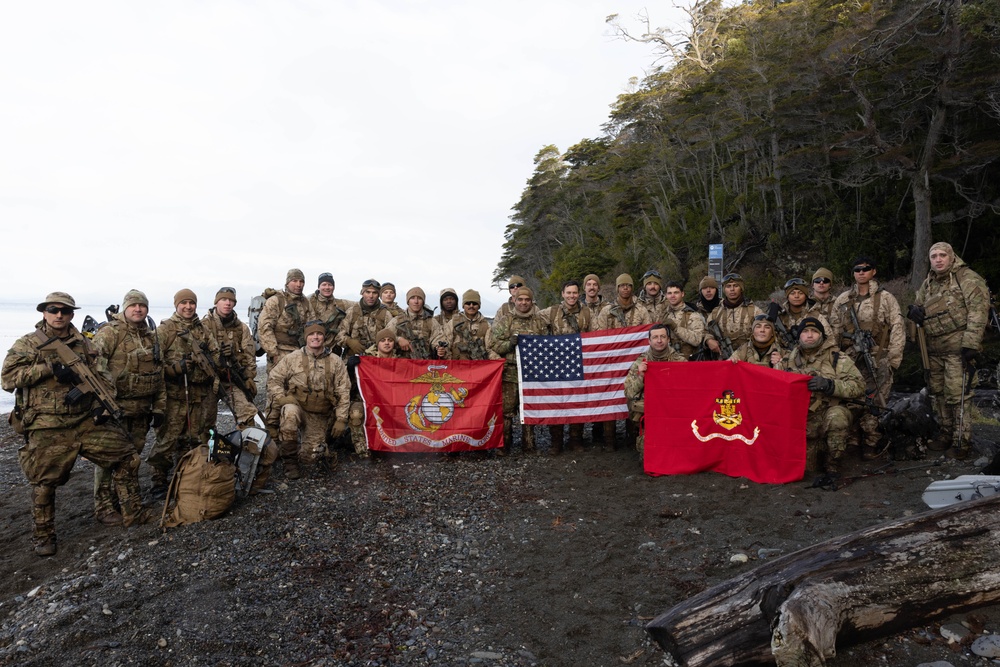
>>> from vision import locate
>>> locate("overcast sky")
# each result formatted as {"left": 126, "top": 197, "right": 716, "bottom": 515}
{"left": 0, "top": 1, "right": 681, "bottom": 315}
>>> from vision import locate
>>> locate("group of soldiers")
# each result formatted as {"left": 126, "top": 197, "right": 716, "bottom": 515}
{"left": 1, "top": 242, "right": 989, "bottom": 556}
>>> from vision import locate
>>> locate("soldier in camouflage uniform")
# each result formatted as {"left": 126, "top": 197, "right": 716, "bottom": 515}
{"left": 441, "top": 290, "right": 497, "bottom": 361}
{"left": 778, "top": 278, "right": 832, "bottom": 346}
{"left": 660, "top": 281, "right": 707, "bottom": 359}
{"left": 637, "top": 270, "right": 667, "bottom": 318}
{"left": 688, "top": 276, "right": 720, "bottom": 317}
{"left": 624, "top": 324, "right": 686, "bottom": 457}
{"left": 705, "top": 273, "right": 763, "bottom": 358}
{"left": 379, "top": 282, "right": 405, "bottom": 319}
{"left": 388, "top": 287, "right": 447, "bottom": 360}
{"left": 730, "top": 316, "right": 786, "bottom": 369}
{"left": 495, "top": 274, "right": 528, "bottom": 321}
{"left": 434, "top": 288, "right": 460, "bottom": 328}
{"left": 148, "top": 289, "right": 222, "bottom": 499}
{"left": 309, "top": 273, "right": 352, "bottom": 355}
{"left": 595, "top": 274, "right": 652, "bottom": 450}
{"left": 338, "top": 279, "right": 394, "bottom": 356}
{"left": 785, "top": 317, "right": 865, "bottom": 475}
{"left": 268, "top": 321, "right": 350, "bottom": 479}
{"left": 348, "top": 327, "right": 403, "bottom": 458}
{"left": 542, "top": 279, "right": 592, "bottom": 453}
{"left": 910, "top": 242, "right": 989, "bottom": 458}
{"left": 2, "top": 292, "right": 150, "bottom": 556}
{"left": 202, "top": 287, "right": 258, "bottom": 430}
{"left": 808, "top": 268, "right": 837, "bottom": 325}
{"left": 582, "top": 273, "right": 604, "bottom": 318}
{"left": 831, "top": 257, "right": 905, "bottom": 459}
{"left": 258, "top": 269, "right": 310, "bottom": 372}
{"left": 490, "top": 286, "right": 550, "bottom": 455}
{"left": 91, "top": 289, "right": 165, "bottom": 525}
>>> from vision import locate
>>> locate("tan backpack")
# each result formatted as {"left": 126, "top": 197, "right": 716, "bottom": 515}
{"left": 161, "top": 442, "right": 236, "bottom": 528}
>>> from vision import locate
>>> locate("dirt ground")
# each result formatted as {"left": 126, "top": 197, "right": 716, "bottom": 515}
{"left": 2, "top": 409, "right": 1000, "bottom": 666}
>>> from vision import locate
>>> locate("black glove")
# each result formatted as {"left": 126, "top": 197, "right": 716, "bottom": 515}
{"left": 961, "top": 347, "right": 978, "bottom": 367}
{"left": 906, "top": 304, "right": 926, "bottom": 325}
{"left": 807, "top": 376, "right": 834, "bottom": 395}
{"left": 150, "top": 412, "right": 165, "bottom": 428}
{"left": 52, "top": 362, "right": 77, "bottom": 385}
{"left": 92, "top": 407, "right": 110, "bottom": 425}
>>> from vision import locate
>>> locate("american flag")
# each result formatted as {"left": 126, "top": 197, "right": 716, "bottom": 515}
{"left": 516, "top": 324, "right": 650, "bottom": 424}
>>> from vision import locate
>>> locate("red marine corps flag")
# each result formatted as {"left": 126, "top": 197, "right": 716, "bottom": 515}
{"left": 643, "top": 361, "right": 811, "bottom": 483}
{"left": 356, "top": 358, "right": 504, "bottom": 453}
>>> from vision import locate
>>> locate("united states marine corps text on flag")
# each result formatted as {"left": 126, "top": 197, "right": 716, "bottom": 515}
{"left": 516, "top": 324, "right": 650, "bottom": 425}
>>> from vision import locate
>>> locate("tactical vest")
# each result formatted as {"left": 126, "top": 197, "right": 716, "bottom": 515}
{"left": 287, "top": 350, "right": 340, "bottom": 413}
{"left": 271, "top": 293, "right": 307, "bottom": 348}
{"left": 452, "top": 317, "right": 489, "bottom": 360}
{"left": 922, "top": 267, "right": 973, "bottom": 338}
{"left": 101, "top": 321, "right": 163, "bottom": 400}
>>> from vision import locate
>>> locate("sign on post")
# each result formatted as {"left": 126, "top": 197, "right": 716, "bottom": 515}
{"left": 708, "top": 244, "right": 724, "bottom": 282}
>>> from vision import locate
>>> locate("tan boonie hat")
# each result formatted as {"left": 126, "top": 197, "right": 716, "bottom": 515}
{"left": 122, "top": 289, "right": 149, "bottom": 310}
{"left": 462, "top": 289, "right": 481, "bottom": 304}
{"left": 37, "top": 291, "right": 79, "bottom": 312}
{"left": 174, "top": 289, "right": 197, "bottom": 307}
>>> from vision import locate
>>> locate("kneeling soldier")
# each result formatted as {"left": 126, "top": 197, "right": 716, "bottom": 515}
{"left": 624, "top": 324, "right": 686, "bottom": 456}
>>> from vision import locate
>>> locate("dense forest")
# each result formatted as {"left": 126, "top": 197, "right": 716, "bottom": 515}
{"left": 495, "top": 0, "right": 1000, "bottom": 305}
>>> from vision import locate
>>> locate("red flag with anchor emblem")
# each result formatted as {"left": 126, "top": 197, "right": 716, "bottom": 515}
{"left": 643, "top": 361, "right": 811, "bottom": 483}
{"left": 357, "top": 358, "right": 505, "bottom": 453}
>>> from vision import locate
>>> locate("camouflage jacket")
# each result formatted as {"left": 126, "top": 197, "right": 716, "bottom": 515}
{"left": 442, "top": 312, "right": 498, "bottom": 361}
{"left": 661, "top": 303, "right": 706, "bottom": 358}
{"left": 267, "top": 347, "right": 350, "bottom": 421}
{"left": 92, "top": 313, "right": 166, "bottom": 416}
{"left": 595, "top": 299, "right": 652, "bottom": 330}
{"left": 706, "top": 301, "right": 764, "bottom": 352}
{"left": 308, "top": 293, "right": 351, "bottom": 350}
{"left": 831, "top": 280, "right": 905, "bottom": 369}
{"left": 785, "top": 339, "right": 864, "bottom": 414}
{"left": 777, "top": 304, "right": 832, "bottom": 348}
{"left": 2, "top": 322, "right": 112, "bottom": 430}
{"left": 490, "top": 309, "right": 550, "bottom": 382}
{"left": 337, "top": 301, "right": 393, "bottom": 351}
{"left": 156, "top": 313, "right": 221, "bottom": 389}
{"left": 914, "top": 255, "right": 989, "bottom": 354}
{"left": 544, "top": 303, "right": 592, "bottom": 335}
{"left": 807, "top": 294, "right": 837, "bottom": 327}
{"left": 388, "top": 310, "right": 445, "bottom": 360}
{"left": 582, "top": 296, "right": 604, "bottom": 319}
{"left": 381, "top": 301, "right": 405, "bottom": 319}
{"left": 730, "top": 340, "right": 786, "bottom": 370}
{"left": 623, "top": 349, "right": 685, "bottom": 405}
{"left": 202, "top": 308, "right": 256, "bottom": 388}
{"left": 258, "top": 290, "right": 310, "bottom": 358}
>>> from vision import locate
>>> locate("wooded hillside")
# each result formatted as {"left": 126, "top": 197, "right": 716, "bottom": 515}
{"left": 496, "top": 0, "right": 1000, "bottom": 305}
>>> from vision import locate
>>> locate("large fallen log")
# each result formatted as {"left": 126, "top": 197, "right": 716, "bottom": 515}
{"left": 646, "top": 493, "right": 1000, "bottom": 667}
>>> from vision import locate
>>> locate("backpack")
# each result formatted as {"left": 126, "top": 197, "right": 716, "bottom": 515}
{"left": 247, "top": 288, "right": 280, "bottom": 357}
{"left": 160, "top": 437, "right": 237, "bottom": 528}
{"left": 229, "top": 426, "right": 279, "bottom": 498}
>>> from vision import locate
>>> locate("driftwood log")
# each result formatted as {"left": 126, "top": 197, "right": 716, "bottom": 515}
{"left": 646, "top": 494, "right": 1000, "bottom": 667}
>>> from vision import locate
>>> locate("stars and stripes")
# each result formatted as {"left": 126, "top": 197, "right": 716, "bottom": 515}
{"left": 516, "top": 324, "right": 650, "bottom": 424}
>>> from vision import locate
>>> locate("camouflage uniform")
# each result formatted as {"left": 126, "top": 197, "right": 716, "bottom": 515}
{"left": 258, "top": 289, "right": 310, "bottom": 372}
{"left": 379, "top": 282, "right": 406, "bottom": 319}
{"left": 442, "top": 312, "right": 497, "bottom": 361}
{"left": 706, "top": 300, "right": 764, "bottom": 357}
{"left": 638, "top": 292, "right": 667, "bottom": 320}
{"left": 660, "top": 302, "right": 707, "bottom": 359}
{"left": 388, "top": 310, "right": 445, "bottom": 360}
{"left": 148, "top": 313, "right": 221, "bottom": 493}
{"left": 624, "top": 347, "right": 686, "bottom": 455}
{"left": 786, "top": 338, "right": 865, "bottom": 473}
{"left": 2, "top": 318, "right": 147, "bottom": 554}
{"left": 91, "top": 311, "right": 165, "bottom": 519}
{"left": 831, "top": 279, "right": 904, "bottom": 451}
{"left": 337, "top": 301, "right": 393, "bottom": 355}
{"left": 202, "top": 307, "right": 258, "bottom": 429}
{"left": 308, "top": 292, "right": 351, "bottom": 354}
{"left": 349, "top": 339, "right": 404, "bottom": 455}
{"left": 267, "top": 346, "right": 350, "bottom": 474}
{"left": 490, "top": 306, "right": 550, "bottom": 453}
{"left": 778, "top": 303, "right": 832, "bottom": 348}
{"left": 434, "top": 288, "right": 460, "bottom": 329}
{"left": 730, "top": 339, "right": 787, "bottom": 369}
{"left": 595, "top": 297, "right": 652, "bottom": 449}
{"left": 914, "top": 247, "right": 989, "bottom": 455}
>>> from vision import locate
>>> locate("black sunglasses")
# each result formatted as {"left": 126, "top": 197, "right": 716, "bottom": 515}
{"left": 45, "top": 306, "right": 75, "bottom": 315}
{"left": 853, "top": 265, "right": 874, "bottom": 273}
{"left": 508, "top": 283, "right": 524, "bottom": 289}
{"left": 813, "top": 278, "right": 831, "bottom": 284}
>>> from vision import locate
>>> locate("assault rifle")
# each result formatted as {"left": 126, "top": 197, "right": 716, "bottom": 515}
{"left": 844, "top": 307, "right": 883, "bottom": 409}
{"left": 180, "top": 331, "right": 266, "bottom": 429}
{"left": 766, "top": 302, "right": 797, "bottom": 349}
{"left": 35, "top": 332, "right": 126, "bottom": 423}
{"left": 706, "top": 320, "right": 734, "bottom": 359}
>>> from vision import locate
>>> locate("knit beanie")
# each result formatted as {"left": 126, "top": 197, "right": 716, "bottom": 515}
{"left": 812, "top": 268, "right": 834, "bottom": 283}
{"left": 515, "top": 286, "right": 534, "bottom": 299}
{"left": 214, "top": 287, "right": 237, "bottom": 304}
{"left": 376, "top": 328, "right": 395, "bottom": 342}
{"left": 318, "top": 272, "right": 334, "bottom": 287}
{"left": 406, "top": 287, "right": 426, "bottom": 302}
{"left": 122, "top": 289, "right": 149, "bottom": 309}
{"left": 462, "top": 289, "right": 481, "bottom": 304}
{"left": 174, "top": 289, "right": 197, "bottom": 307}
{"left": 286, "top": 268, "right": 305, "bottom": 284}
{"left": 304, "top": 321, "right": 326, "bottom": 337}
{"left": 699, "top": 276, "right": 719, "bottom": 291}
{"left": 616, "top": 273, "right": 634, "bottom": 287}
{"left": 584, "top": 274, "right": 601, "bottom": 286}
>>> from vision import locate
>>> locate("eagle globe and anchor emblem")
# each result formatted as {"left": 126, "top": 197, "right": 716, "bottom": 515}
{"left": 690, "top": 389, "right": 760, "bottom": 445}
{"left": 371, "top": 365, "right": 497, "bottom": 448}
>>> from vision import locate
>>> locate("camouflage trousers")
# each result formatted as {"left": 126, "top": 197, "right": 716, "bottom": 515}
{"left": 219, "top": 382, "right": 260, "bottom": 429}
{"left": 928, "top": 352, "right": 972, "bottom": 448}
{"left": 277, "top": 404, "right": 332, "bottom": 464}
{"left": 94, "top": 413, "right": 150, "bottom": 517}
{"left": 850, "top": 356, "right": 894, "bottom": 448}
{"left": 148, "top": 383, "right": 217, "bottom": 481}
{"left": 348, "top": 400, "right": 369, "bottom": 457}
{"left": 502, "top": 381, "right": 533, "bottom": 451}
{"left": 805, "top": 405, "right": 853, "bottom": 472}
{"left": 22, "top": 420, "right": 144, "bottom": 547}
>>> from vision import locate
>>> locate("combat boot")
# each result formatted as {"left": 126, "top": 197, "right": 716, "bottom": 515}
{"left": 282, "top": 457, "right": 301, "bottom": 480}
{"left": 548, "top": 425, "right": 564, "bottom": 456}
{"left": 149, "top": 467, "right": 169, "bottom": 502}
{"left": 567, "top": 424, "right": 584, "bottom": 452}
{"left": 32, "top": 485, "right": 57, "bottom": 557}
{"left": 522, "top": 425, "right": 536, "bottom": 455}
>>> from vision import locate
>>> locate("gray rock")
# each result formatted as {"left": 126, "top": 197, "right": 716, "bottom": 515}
{"left": 940, "top": 623, "right": 970, "bottom": 643}
{"left": 915, "top": 662, "right": 954, "bottom": 667}
{"left": 972, "top": 634, "right": 1000, "bottom": 658}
